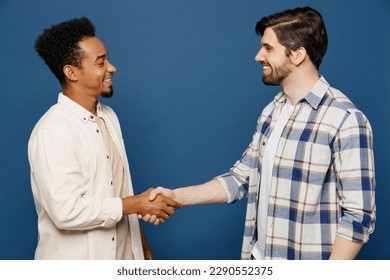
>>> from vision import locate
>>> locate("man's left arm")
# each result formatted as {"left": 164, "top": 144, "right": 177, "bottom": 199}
{"left": 329, "top": 236, "right": 363, "bottom": 260}
{"left": 332, "top": 111, "right": 376, "bottom": 258}
{"left": 140, "top": 225, "right": 153, "bottom": 260}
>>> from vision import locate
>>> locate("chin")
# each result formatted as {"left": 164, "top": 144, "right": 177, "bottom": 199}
{"left": 101, "top": 88, "right": 114, "bottom": 98}
{"left": 262, "top": 76, "right": 284, "bottom": 86}
{"left": 262, "top": 78, "right": 280, "bottom": 86}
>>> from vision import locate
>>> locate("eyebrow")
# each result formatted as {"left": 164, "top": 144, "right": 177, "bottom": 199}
{"left": 262, "top": 43, "right": 274, "bottom": 50}
{"left": 94, "top": 53, "right": 107, "bottom": 62}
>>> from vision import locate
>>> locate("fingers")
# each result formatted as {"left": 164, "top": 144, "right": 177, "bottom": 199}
{"left": 149, "top": 215, "right": 164, "bottom": 225}
{"left": 164, "top": 206, "right": 176, "bottom": 216}
{"left": 159, "top": 212, "right": 170, "bottom": 221}
{"left": 142, "top": 214, "right": 151, "bottom": 222}
{"left": 138, "top": 210, "right": 172, "bottom": 225}
{"left": 138, "top": 214, "right": 164, "bottom": 226}
{"left": 155, "top": 194, "right": 180, "bottom": 208}
{"left": 165, "top": 197, "right": 181, "bottom": 209}
{"left": 149, "top": 215, "right": 158, "bottom": 224}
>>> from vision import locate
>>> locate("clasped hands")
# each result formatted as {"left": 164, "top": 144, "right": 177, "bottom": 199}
{"left": 121, "top": 187, "right": 177, "bottom": 225}
{"left": 136, "top": 187, "right": 175, "bottom": 225}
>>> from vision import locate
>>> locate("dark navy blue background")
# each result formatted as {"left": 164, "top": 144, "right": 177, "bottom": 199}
{"left": 0, "top": 0, "right": 388, "bottom": 259}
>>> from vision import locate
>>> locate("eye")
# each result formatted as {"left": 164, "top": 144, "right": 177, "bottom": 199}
{"left": 261, "top": 43, "right": 273, "bottom": 52}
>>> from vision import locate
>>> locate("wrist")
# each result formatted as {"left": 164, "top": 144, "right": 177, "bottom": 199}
{"left": 172, "top": 188, "right": 185, "bottom": 205}
{"left": 122, "top": 196, "right": 138, "bottom": 215}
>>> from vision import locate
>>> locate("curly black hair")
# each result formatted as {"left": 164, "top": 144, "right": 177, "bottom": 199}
{"left": 34, "top": 17, "right": 95, "bottom": 85}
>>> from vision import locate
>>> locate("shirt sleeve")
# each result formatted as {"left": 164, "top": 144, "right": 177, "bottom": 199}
{"left": 28, "top": 125, "right": 123, "bottom": 231}
{"left": 332, "top": 110, "right": 376, "bottom": 243}
{"left": 216, "top": 127, "right": 261, "bottom": 203}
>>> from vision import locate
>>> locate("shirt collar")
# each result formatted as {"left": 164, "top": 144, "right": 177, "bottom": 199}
{"left": 273, "top": 75, "right": 330, "bottom": 109}
{"left": 57, "top": 93, "right": 102, "bottom": 123}
{"left": 303, "top": 76, "right": 330, "bottom": 109}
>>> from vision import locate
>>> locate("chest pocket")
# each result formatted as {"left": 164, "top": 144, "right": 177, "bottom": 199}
{"left": 299, "top": 141, "right": 332, "bottom": 183}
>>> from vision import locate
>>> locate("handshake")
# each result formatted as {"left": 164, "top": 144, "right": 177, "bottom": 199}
{"left": 122, "top": 179, "right": 227, "bottom": 224}
{"left": 122, "top": 187, "right": 179, "bottom": 225}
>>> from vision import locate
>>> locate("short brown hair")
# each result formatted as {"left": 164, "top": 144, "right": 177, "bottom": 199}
{"left": 256, "top": 7, "right": 328, "bottom": 70}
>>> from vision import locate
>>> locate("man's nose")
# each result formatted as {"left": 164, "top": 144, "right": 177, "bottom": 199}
{"left": 255, "top": 48, "right": 265, "bottom": 62}
{"left": 108, "top": 61, "right": 117, "bottom": 73}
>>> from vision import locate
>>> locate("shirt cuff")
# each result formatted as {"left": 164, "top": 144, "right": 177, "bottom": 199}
{"left": 101, "top": 197, "right": 123, "bottom": 227}
{"left": 215, "top": 176, "right": 234, "bottom": 203}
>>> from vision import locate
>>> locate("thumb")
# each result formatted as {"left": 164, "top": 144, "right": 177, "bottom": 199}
{"left": 148, "top": 188, "right": 159, "bottom": 201}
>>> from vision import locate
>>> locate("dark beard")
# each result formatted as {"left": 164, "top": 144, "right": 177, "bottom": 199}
{"left": 262, "top": 63, "right": 291, "bottom": 86}
{"left": 101, "top": 86, "right": 114, "bottom": 98}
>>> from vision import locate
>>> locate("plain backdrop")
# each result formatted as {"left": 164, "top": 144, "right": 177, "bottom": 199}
{"left": 0, "top": 0, "right": 388, "bottom": 260}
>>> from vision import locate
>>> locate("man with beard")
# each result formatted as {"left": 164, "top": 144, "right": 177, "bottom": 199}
{"left": 28, "top": 17, "right": 180, "bottom": 260}
{"left": 143, "top": 7, "right": 376, "bottom": 260}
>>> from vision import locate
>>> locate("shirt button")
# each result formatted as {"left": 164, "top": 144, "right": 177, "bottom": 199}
{"left": 262, "top": 141, "right": 266, "bottom": 146}
{"left": 111, "top": 181, "right": 113, "bottom": 185}
{"left": 107, "top": 155, "right": 109, "bottom": 159}
{"left": 112, "top": 237, "right": 115, "bottom": 241}
{"left": 96, "top": 129, "right": 99, "bottom": 133}
{"left": 90, "top": 116, "right": 94, "bottom": 119}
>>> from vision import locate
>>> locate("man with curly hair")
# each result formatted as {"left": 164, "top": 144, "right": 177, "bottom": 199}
{"left": 28, "top": 17, "right": 180, "bottom": 260}
{"left": 145, "top": 7, "right": 376, "bottom": 260}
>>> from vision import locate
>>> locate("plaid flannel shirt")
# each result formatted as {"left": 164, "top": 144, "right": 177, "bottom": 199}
{"left": 216, "top": 76, "right": 376, "bottom": 260}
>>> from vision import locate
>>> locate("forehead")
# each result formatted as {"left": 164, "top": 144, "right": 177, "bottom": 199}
{"left": 78, "top": 37, "right": 107, "bottom": 60}
{"left": 261, "top": 27, "right": 282, "bottom": 47}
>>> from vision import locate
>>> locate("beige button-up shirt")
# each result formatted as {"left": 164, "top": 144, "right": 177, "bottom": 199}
{"left": 28, "top": 93, "right": 144, "bottom": 259}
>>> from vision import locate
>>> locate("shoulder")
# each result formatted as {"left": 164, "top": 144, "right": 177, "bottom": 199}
{"left": 28, "top": 104, "right": 81, "bottom": 154}
{"left": 30, "top": 104, "right": 76, "bottom": 135}
{"left": 327, "top": 87, "right": 371, "bottom": 128}
{"left": 321, "top": 88, "right": 373, "bottom": 143}
{"left": 326, "top": 87, "right": 357, "bottom": 113}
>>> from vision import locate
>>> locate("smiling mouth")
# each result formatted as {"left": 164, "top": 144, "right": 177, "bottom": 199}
{"left": 103, "top": 77, "right": 112, "bottom": 83}
{"left": 262, "top": 65, "right": 271, "bottom": 71}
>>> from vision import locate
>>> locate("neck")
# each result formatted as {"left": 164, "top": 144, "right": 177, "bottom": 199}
{"left": 63, "top": 87, "right": 98, "bottom": 115}
{"left": 281, "top": 67, "right": 320, "bottom": 105}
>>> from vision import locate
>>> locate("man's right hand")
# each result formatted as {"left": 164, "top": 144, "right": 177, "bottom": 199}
{"left": 137, "top": 180, "right": 227, "bottom": 225}
{"left": 137, "top": 186, "right": 175, "bottom": 225}
{"left": 122, "top": 188, "right": 180, "bottom": 224}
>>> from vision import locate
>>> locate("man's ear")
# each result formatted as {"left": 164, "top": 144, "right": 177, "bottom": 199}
{"left": 290, "top": 47, "right": 307, "bottom": 66}
{"left": 63, "top": 65, "right": 78, "bottom": 82}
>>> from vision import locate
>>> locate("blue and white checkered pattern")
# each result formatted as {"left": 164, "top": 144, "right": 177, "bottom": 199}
{"left": 216, "top": 76, "right": 376, "bottom": 260}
